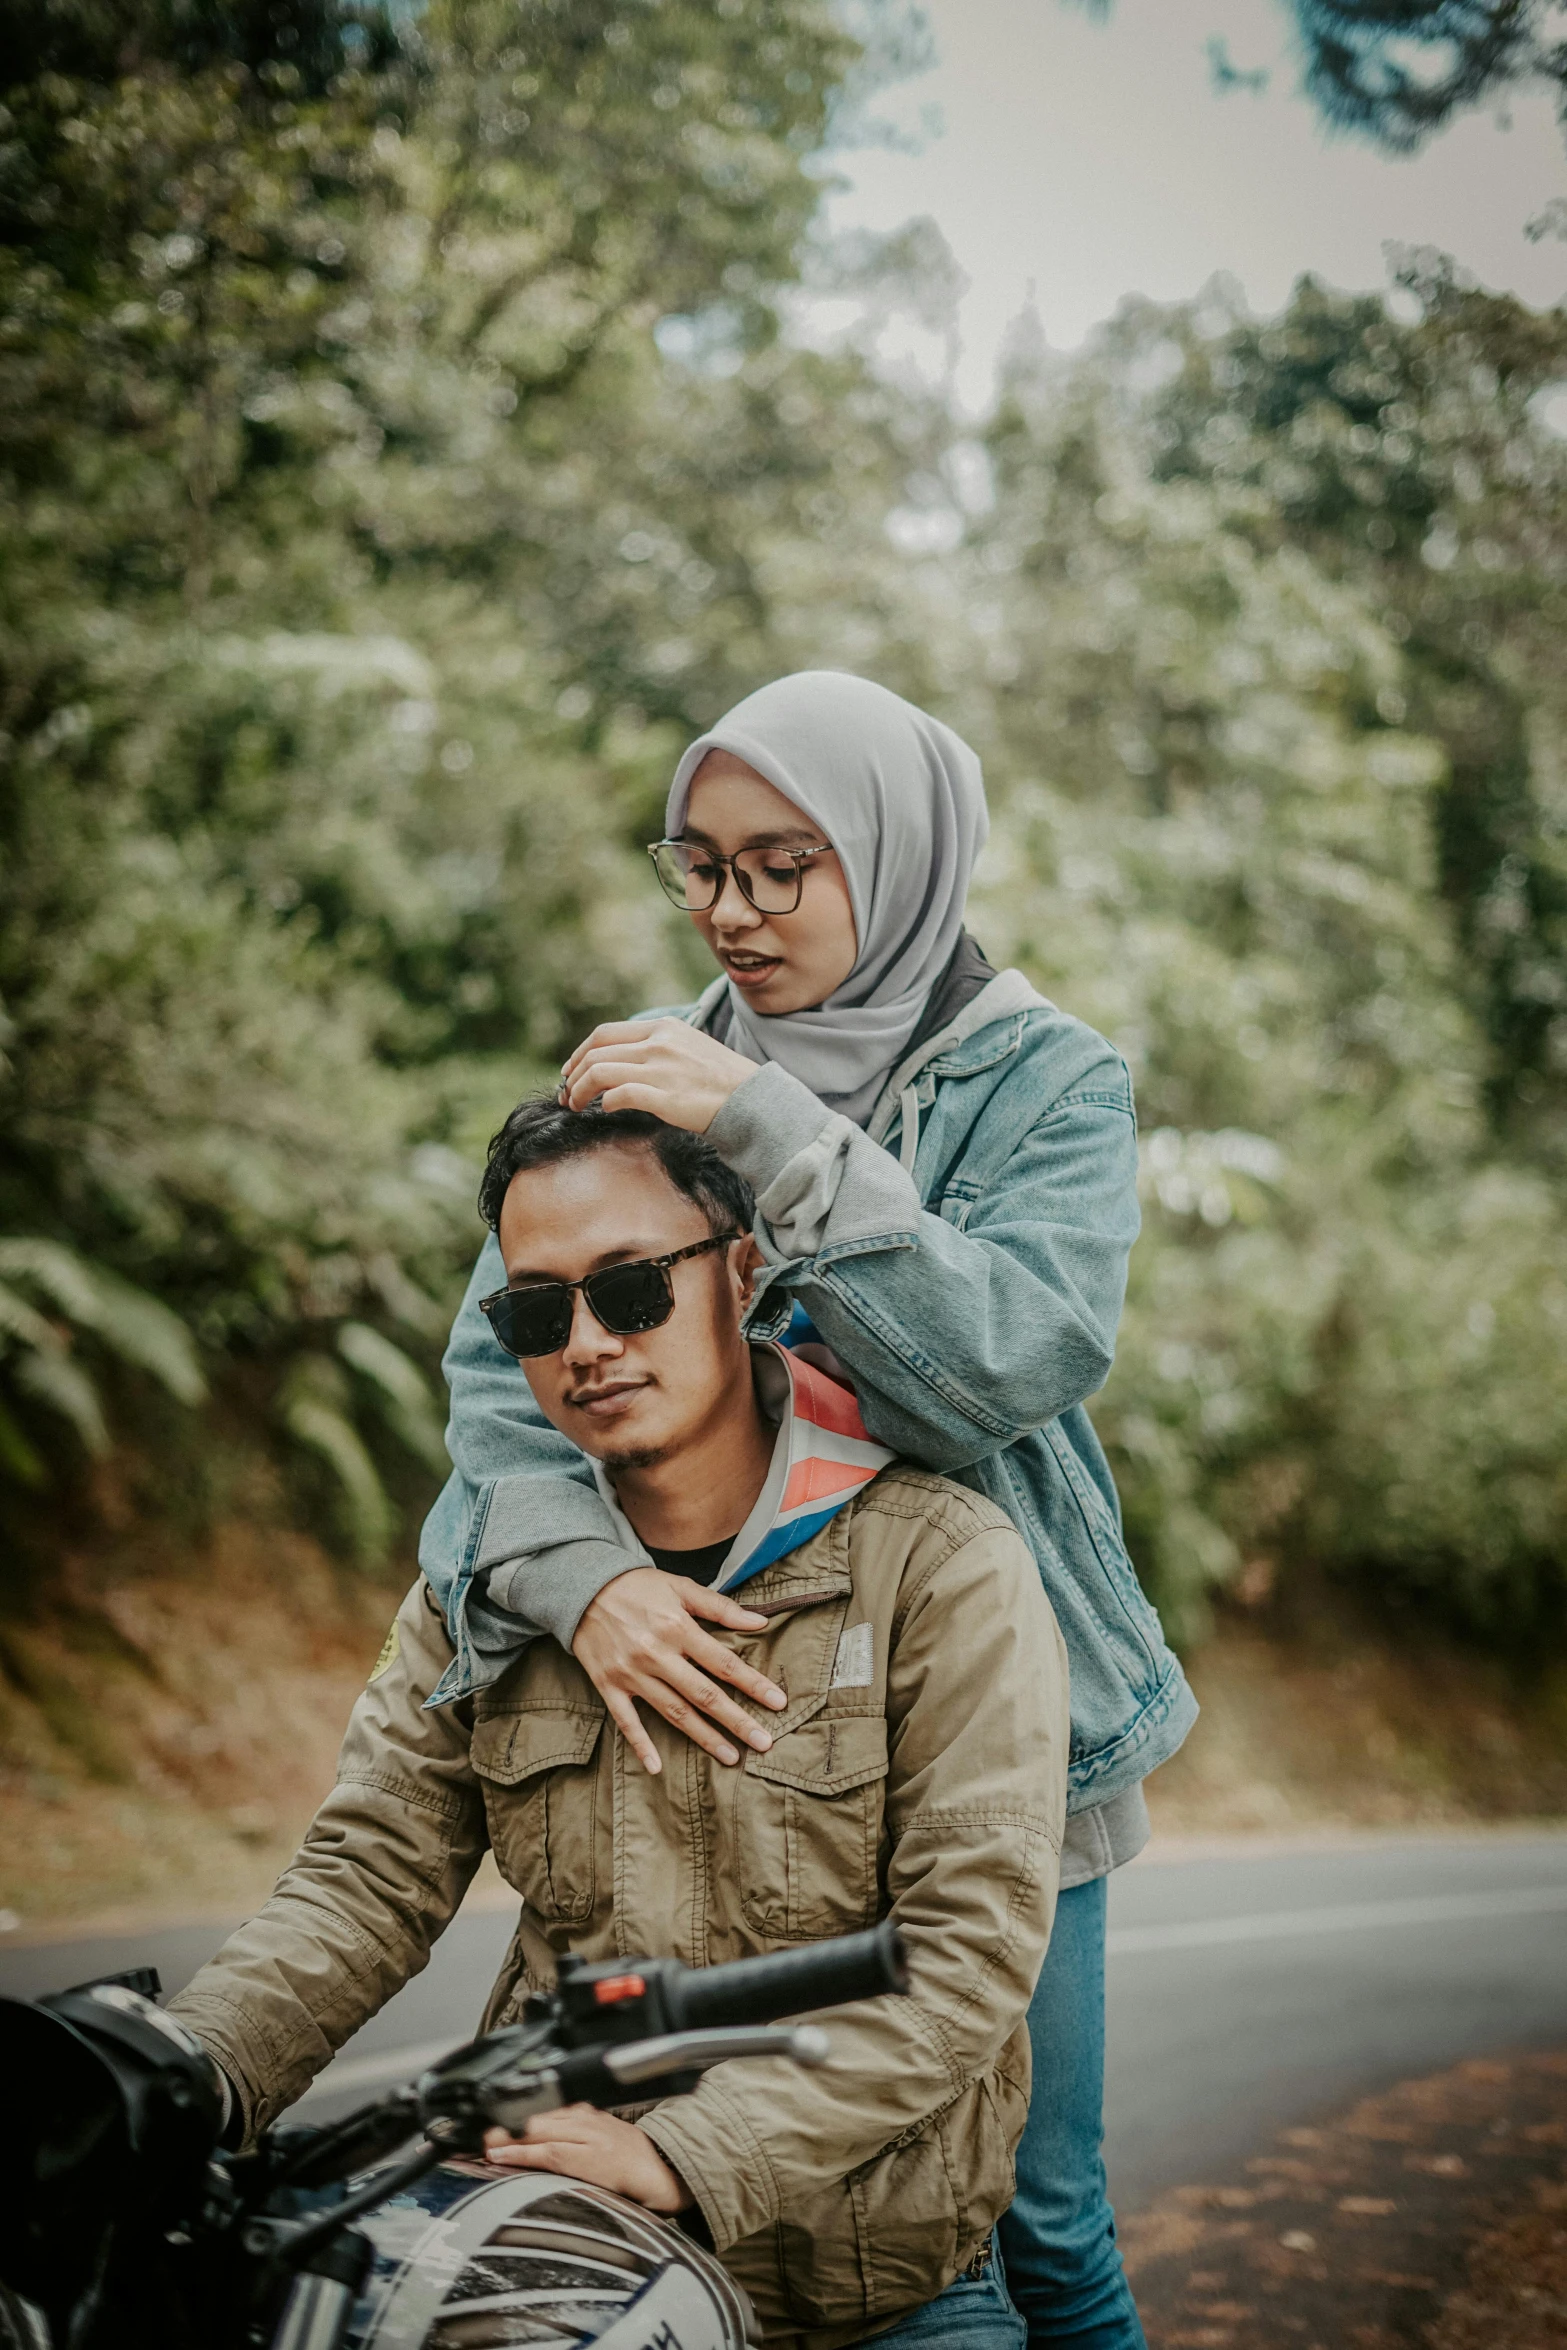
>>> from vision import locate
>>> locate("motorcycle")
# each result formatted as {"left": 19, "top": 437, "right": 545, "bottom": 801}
{"left": 0, "top": 1921, "right": 907, "bottom": 2350}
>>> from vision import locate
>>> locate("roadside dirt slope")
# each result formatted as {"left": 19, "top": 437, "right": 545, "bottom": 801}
{"left": 3, "top": 1539, "right": 1565, "bottom": 1931}
{"left": 0, "top": 1526, "right": 396, "bottom": 1927}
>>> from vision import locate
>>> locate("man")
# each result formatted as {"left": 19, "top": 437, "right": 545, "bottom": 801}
{"left": 171, "top": 1099, "right": 1068, "bottom": 2349}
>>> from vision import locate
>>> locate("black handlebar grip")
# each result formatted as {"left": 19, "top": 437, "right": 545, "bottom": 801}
{"left": 663, "top": 1922, "right": 909, "bottom": 2033}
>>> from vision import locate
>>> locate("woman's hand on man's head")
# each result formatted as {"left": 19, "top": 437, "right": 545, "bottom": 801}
{"left": 558, "top": 1018, "right": 756, "bottom": 1133}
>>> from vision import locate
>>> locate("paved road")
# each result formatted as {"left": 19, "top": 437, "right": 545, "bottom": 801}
{"left": 4, "top": 1834, "right": 1564, "bottom": 2212}
{"left": 1101, "top": 1834, "right": 1567, "bottom": 2205}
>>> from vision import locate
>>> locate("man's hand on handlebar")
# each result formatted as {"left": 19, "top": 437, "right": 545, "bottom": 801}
{"left": 483, "top": 2108, "right": 692, "bottom": 2213}
{"left": 571, "top": 1568, "right": 788, "bottom": 1773}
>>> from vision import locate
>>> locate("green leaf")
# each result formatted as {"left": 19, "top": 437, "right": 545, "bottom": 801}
{"left": 0, "top": 1395, "right": 47, "bottom": 1487}
{"left": 278, "top": 1356, "right": 396, "bottom": 1566}
{"left": 0, "top": 1242, "right": 206, "bottom": 1405}
{"left": 14, "top": 1349, "right": 110, "bottom": 1457}
{"left": 336, "top": 1320, "right": 450, "bottom": 1477}
{"left": 75, "top": 1267, "right": 207, "bottom": 1407}
{"left": 0, "top": 1241, "right": 101, "bottom": 1326}
{"left": 0, "top": 1278, "right": 59, "bottom": 1358}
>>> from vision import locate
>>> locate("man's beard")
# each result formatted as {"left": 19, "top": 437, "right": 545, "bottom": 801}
{"left": 601, "top": 1443, "right": 669, "bottom": 1473}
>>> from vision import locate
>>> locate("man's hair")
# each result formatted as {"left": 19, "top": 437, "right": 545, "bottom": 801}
{"left": 478, "top": 1096, "right": 755, "bottom": 1239}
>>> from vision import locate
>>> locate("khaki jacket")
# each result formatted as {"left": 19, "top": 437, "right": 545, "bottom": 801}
{"left": 171, "top": 1466, "right": 1067, "bottom": 2348}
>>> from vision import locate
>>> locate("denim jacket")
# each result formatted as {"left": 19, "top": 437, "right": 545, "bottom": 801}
{"left": 419, "top": 969, "right": 1195, "bottom": 1808}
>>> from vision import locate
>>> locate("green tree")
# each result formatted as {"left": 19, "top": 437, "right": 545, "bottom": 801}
{"left": 0, "top": 0, "right": 936, "bottom": 1564}
{"left": 1140, "top": 268, "right": 1567, "bottom": 1157}
{"left": 960, "top": 295, "right": 1567, "bottom": 1641}
{"left": 5, "top": 0, "right": 1563, "bottom": 1662}
{"left": 1283, "top": 1, "right": 1567, "bottom": 151}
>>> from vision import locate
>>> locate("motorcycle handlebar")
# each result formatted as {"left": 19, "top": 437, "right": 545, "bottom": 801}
{"left": 659, "top": 1920, "right": 908, "bottom": 2032}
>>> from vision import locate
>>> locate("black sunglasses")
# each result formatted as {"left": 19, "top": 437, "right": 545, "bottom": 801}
{"left": 479, "top": 1231, "right": 741, "bottom": 1360}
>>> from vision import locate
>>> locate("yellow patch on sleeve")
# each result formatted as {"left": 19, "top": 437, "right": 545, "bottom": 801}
{"left": 368, "top": 1618, "right": 401, "bottom": 1682}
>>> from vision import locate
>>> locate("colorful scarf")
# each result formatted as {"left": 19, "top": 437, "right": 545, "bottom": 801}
{"left": 590, "top": 1344, "right": 893, "bottom": 1588}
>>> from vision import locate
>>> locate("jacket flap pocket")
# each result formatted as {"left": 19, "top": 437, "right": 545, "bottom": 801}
{"left": 470, "top": 1706, "right": 604, "bottom": 1787}
{"left": 734, "top": 1557, "right": 853, "bottom": 1616}
{"left": 927, "top": 1011, "right": 1027, "bottom": 1078}
{"left": 746, "top": 1712, "right": 888, "bottom": 1795}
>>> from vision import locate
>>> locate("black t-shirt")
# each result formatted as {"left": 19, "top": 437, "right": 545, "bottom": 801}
{"left": 645, "top": 1537, "right": 734, "bottom": 1588}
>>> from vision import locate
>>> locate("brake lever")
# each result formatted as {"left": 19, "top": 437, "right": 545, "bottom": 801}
{"left": 602, "top": 2023, "right": 830, "bottom": 2088}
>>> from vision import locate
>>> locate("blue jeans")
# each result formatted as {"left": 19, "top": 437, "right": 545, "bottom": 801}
{"left": 865, "top": 2241, "right": 1024, "bottom": 2347}
{"left": 997, "top": 1877, "right": 1146, "bottom": 2350}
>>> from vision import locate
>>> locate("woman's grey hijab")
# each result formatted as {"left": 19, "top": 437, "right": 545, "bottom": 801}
{"left": 667, "top": 671, "right": 990, "bottom": 1126}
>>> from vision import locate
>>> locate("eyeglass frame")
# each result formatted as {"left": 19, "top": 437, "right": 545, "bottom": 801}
{"left": 478, "top": 1230, "right": 742, "bottom": 1359}
{"left": 647, "top": 837, "right": 836, "bottom": 916}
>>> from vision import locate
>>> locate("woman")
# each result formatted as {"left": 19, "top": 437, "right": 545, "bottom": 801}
{"left": 422, "top": 671, "right": 1196, "bottom": 2349}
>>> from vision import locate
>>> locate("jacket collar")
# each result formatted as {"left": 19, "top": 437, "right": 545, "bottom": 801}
{"left": 864, "top": 968, "right": 1049, "bottom": 1144}
{"left": 588, "top": 1343, "right": 892, "bottom": 1594}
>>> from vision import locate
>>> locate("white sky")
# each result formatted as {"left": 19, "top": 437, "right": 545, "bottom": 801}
{"left": 818, "top": 0, "right": 1567, "bottom": 412}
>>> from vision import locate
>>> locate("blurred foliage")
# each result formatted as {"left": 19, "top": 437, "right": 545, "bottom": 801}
{"left": 964, "top": 275, "right": 1567, "bottom": 1641}
{"left": 1, "top": 1, "right": 1564, "bottom": 1643}
{"left": 1090, "top": 3, "right": 1567, "bottom": 164}
{"left": 0, "top": 1237, "right": 205, "bottom": 1481}
{"left": 1282, "top": 1, "right": 1567, "bottom": 152}
{"left": 0, "top": 0, "right": 937, "bottom": 1570}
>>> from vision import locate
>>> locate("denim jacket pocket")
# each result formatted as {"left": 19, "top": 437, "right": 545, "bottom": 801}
{"left": 733, "top": 1711, "right": 889, "bottom": 1941}
{"left": 471, "top": 1706, "right": 604, "bottom": 1925}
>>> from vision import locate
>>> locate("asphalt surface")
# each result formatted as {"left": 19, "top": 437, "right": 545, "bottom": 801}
{"left": 3, "top": 1833, "right": 1564, "bottom": 2212}
{"left": 1100, "top": 1833, "right": 1567, "bottom": 2206}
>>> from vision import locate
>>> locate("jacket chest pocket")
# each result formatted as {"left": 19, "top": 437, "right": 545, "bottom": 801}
{"left": 731, "top": 1712, "right": 889, "bottom": 1942}
{"left": 470, "top": 1707, "right": 604, "bottom": 1927}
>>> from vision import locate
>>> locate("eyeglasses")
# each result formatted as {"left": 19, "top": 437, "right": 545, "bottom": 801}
{"left": 479, "top": 1232, "right": 741, "bottom": 1360}
{"left": 648, "top": 838, "right": 834, "bottom": 915}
